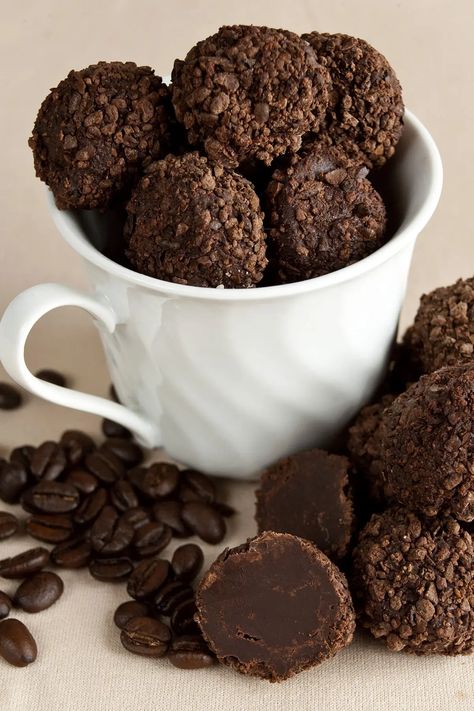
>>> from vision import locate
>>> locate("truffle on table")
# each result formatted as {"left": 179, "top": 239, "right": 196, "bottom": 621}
{"left": 125, "top": 152, "right": 268, "bottom": 288}
{"left": 255, "top": 449, "right": 354, "bottom": 560}
{"left": 265, "top": 144, "right": 387, "bottom": 282}
{"left": 352, "top": 507, "right": 473, "bottom": 655}
{"left": 302, "top": 32, "right": 404, "bottom": 169}
{"left": 196, "top": 532, "right": 355, "bottom": 681}
{"left": 172, "top": 25, "right": 330, "bottom": 168}
{"left": 29, "top": 62, "right": 176, "bottom": 209}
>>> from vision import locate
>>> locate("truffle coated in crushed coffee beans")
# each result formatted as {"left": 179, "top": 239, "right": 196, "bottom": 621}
{"left": 172, "top": 25, "right": 329, "bottom": 167}
{"left": 352, "top": 508, "right": 473, "bottom": 655}
{"left": 125, "top": 152, "right": 267, "bottom": 288}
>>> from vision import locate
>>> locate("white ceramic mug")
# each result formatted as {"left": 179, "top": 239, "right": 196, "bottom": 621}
{"left": 0, "top": 110, "right": 442, "bottom": 479}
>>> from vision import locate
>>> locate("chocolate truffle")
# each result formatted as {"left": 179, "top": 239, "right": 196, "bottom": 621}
{"left": 379, "top": 365, "right": 474, "bottom": 521}
{"left": 172, "top": 25, "right": 329, "bottom": 168}
{"left": 403, "top": 278, "right": 474, "bottom": 374}
{"left": 302, "top": 33, "right": 404, "bottom": 169}
{"left": 255, "top": 449, "right": 354, "bottom": 560}
{"left": 29, "top": 62, "right": 176, "bottom": 209}
{"left": 195, "top": 531, "right": 355, "bottom": 681}
{"left": 125, "top": 152, "right": 267, "bottom": 288}
{"left": 352, "top": 507, "right": 473, "bottom": 655}
{"left": 265, "top": 144, "right": 387, "bottom": 282}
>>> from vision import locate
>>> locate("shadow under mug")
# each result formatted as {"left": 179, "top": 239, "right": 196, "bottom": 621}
{"left": 0, "top": 110, "right": 442, "bottom": 479}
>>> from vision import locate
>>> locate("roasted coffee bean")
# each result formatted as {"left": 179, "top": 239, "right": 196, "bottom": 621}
{"left": 214, "top": 502, "right": 236, "bottom": 518}
{"left": 89, "top": 557, "right": 133, "bottom": 582}
{"left": 35, "top": 369, "right": 66, "bottom": 387}
{"left": 74, "top": 487, "right": 108, "bottom": 526}
{"left": 153, "top": 581, "right": 193, "bottom": 616}
{"left": 179, "top": 470, "right": 215, "bottom": 504}
{"left": 26, "top": 513, "right": 74, "bottom": 543}
{"left": 60, "top": 430, "right": 95, "bottom": 465}
{"left": 64, "top": 469, "right": 98, "bottom": 496}
{"left": 14, "top": 571, "right": 64, "bottom": 613}
{"left": 30, "top": 442, "right": 67, "bottom": 481}
{"left": 110, "top": 480, "right": 139, "bottom": 512}
{"left": 139, "top": 463, "right": 180, "bottom": 499}
{"left": 168, "top": 635, "right": 215, "bottom": 669}
{"left": 0, "top": 619, "right": 37, "bottom": 667}
{"left": 51, "top": 536, "right": 92, "bottom": 569}
{"left": 170, "top": 598, "right": 200, "bottom": 636}
{"left": 0, "top": 383, "right": 22, "bottom": 410}
{"left": 102, "top": 418, "right": 132, "bottom": 439}
{"left": 120, "top": 616, "right": 170, "bottom": 657}
{"left": 0, "top": 547, "right": 50, "bottom": 579}
{"left": 171, "top": 544, "right": 204, "bottom": 583}
{"left": 153, "top": 500, "right": 190, "bottom": 537}
{"left": 133, "top": 522, "right": 172, "bottom": 558}
{"left": 0, "top": 592, "right": 12, "bottom": 619}
{"left": 181, "top": 502, "right": 226, "bottom": 544}
{"left": 0, "top": 461, "right": 29, "bottom": 503}
{"left": 22, "top": 481, "right": 80, "bottom": 514}
{"left": 10, "top": 445, "right": 35, "bottom": 469}
{"left": 0, "top": 511, "right": 19, "bottom": 540}
{"left": 127, "top": 558, "right": 170, "bottom": 601}
{"left": 114, "top": 601, "right": 149, "bottom": 630}
{"left": 85, "top": 449, "right": 125, "bottom": 484}
{"left": 126, "top": 466, "right": 147, "bottom": 490}
{"left": 91, "top": 506, "right": 134, "bottom": 556}
{"left": 121, "top": 507, "right": 151, "bottom": 531}
{"left": 101, "top": 438, "right": 143, "bottom": 468}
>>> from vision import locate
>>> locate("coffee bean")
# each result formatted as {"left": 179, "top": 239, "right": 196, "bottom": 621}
{"left": 114, "top": 601, "right": 149, "bottom": 630}
{"left": 120, "top": 616, "right": 170, "bottom": 657}
{"left": 0, "top": 591, "right": 12, "bottom": 619}
{"left": 0, "top": 547, "right": 49, "bottom": 579}
{"left": 10, "top": 445, "right": 35, "bottom": 469}
{"left": 127, "top": 558, "right": 170, "bottom": 601}
{"left": 60, "top": 430, "right": 95, "bottom": 465}
{"left": 0, "top": 383, "right": 22, "bottom": 410}
{"left": 139, "top": 463, "right": 180, "bottom": 499}
{"left": 171, "top": 544, "right": 204, "bottom": 583}
{"left": 0, "top": 619, "right": 37, "bottom": 667}
{"left": 168, "top": 635, "right": 215, "bottom": 669}
{"left": 0, "top": 511, "right": 19, "bottom": 540}
{"left": 91, "top": 506, "right": 134, "bottom": 556}
{"left": 101, "top": 438, "right": 143, "bottom": 468}
{"left": 133, "top": 522, "right": 172, "bottom": 558}
{"left": 170, "top": 598, "right": 200, "bottom": 636}
{"left": 35, "top": 369, "right": 66, "bottom": 387}
{"left": 30, "top": 442, "right": 67, "bottom": 481}
{"left": 179, "top": 470, "right": 215, "bottom": 504}
{"left": 89, "top": 557, "right": 133, "bottom": 582}
{"left": 85, "top": 449, "right": 125, "bottom": 484}
{"left": 51, "top": 536, "right": 92, "bottom": 569}
{"left": 102, "top": 419, "right": 131, "bottom": 439}
{"left": 110, "top": 480, "right": 139, "bottom": 512}
{"left": 74, "top": 487, "right": 108, "bottom": 526}
{"left": 26, "top": 513, "right": 74, "bottom": 543}
{"left": 214, "top": 502, "right": 236, "bottom": 518}
{"left": 181, "top": 502, "right": 226, "bottom": 544}
{"left": 126, "top": 466, "right": 147, "bottom": 490}
{"left": 0, "top": 461, "right": 29, "bottom": 503}
{"left": 64, "top": 469, "right": 98, "bottom": 496}
{"left": 14, "top": 572, "right": 64, "bottom": 613}
{"left": 153, "top": 500, "right": 190, "bottom": 537}
{"left": 153, "top": 581, "right": 193, "bottom": 616}
{"left": 121, "top": 507, "right": 151, "bottom": 531}
{"left": 22, "top": 481, "right": 80, "bottom": 514}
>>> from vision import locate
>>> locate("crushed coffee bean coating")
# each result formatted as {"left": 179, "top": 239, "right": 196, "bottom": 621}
{"left": 352, "top": 508, "right": 473, "bottom": 655}
{"left": 302, "top": 32, "right": 404, "bottom": 169}
{"left": 403, "top": 278, "right": 474, "bottom": 375}
{"left": 172, "top": 25, "right": 329, "bottom": 168}
{"left": 29, "top": 62, "right": 176, "bottom": 209}
{"left": 125, "top": 152, "right": 268, "bottom": 288}
{"left": 379, "top": 366, "right": 474, "bottom": 521}
{"left": 265, "top": 144, "right": 387, "bottom": 282}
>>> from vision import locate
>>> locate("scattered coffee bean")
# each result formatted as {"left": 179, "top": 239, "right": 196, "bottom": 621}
{"left": 0, "top": 547, "right": 49, "bottom": 579}
{"left": 101, "top": 438, "right": 143, "bottom": 468}
{"left": 102, "top": 418, "right": 131, "bottom": 439}
{"left": 110, "top": 480, "right": 139, "bottom": 512}
{"left": 127, "top": 558, "right": 170, "bottom": 601}
{"left": 181, "top": 502, "right": 226, "bottom": 544}
{"left": 35, "top": 369, "right": 66, "bottom": 387}
{"left": 121, "top": 507, "right": 151, "bottom": 531}
{"left": 85, "top": 449, "right": 125, "bottom": 484}
{"left": 65, "top": 469, "right": 98, "bottom": 496}
{"left": 0, "top": 461, "right": 29, "bottom": 503}
{"left": 26, "top": 513, "right": 74, "bottom": 543}
{"left": 91, "top": 506, "right": 134, "bottom": 556}
{"left": 214, "top": 502, "right": 236, "bottom": 518}
{"left": 0, "top": 591, "right": 12, "bottom": 619}
{"left": 60, "top": 430, "right": 95, "bottom": 465}
{"left": 89, "top": 557, "right": 133, "bottom": 582}
{"left": 14, "top": 572, "right": 64, "bottom": 613}
{"left": 51, "top": 536, "right": 92, "bottom": 569}
{"left": 153, "top": 500, "right": 190, "bottom": 537}
{"left": 120, "top": 616, "right": 170, "bottom": 657}
{"left": 179, "top": 470, "right": 215, "bottom": 504}
{"left": 30, "top": 442, "right": 67, "bottom": 481}
{"left": 10, "top": 445, "right": 35, "bottom": 469}
{"left": 139, "top": 463, "right": 180, "bottom": 499}
{"left": 168, "top": 635, "right": 215, "bottom": 669}
{"left": 171, "top": 598, "right": 200, "bottom": 636}
{"left": 74, "top": 487, "right": 108, "bottom": 526}
{"left": 0, "top": 619, "right": 37, "bottom": 667}
{"left": 0, "top": 511, "right": 19, "bottom": 540}
{"left": 114, "top": 601, "right": 149, "bottom": 630}
{"left": 22, "top": 481, "right": 80, "bottom": 514}
{"left": 153, "top": 581, "right": 194, "bottom": 616}
{"left": 133, "top": 522, "right": 172, "bottom": 558}
{"left": 172, "top": 544, "right": 204, "bottom": 583}
{"left": 0, "top": 383, "right": 22, "bottom": 410}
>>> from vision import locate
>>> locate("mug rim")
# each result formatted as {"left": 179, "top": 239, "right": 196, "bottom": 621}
{"left": 48, "top": 109, "right": 443, "bottom": 302}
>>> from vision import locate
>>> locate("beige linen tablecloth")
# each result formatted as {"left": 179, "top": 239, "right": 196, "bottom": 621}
{"left": 1, "top": 1, "right": 473, "bottom": 709}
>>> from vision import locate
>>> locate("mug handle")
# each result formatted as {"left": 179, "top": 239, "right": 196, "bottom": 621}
{"left": 0, "top": 283, "right": 160, "bottom": 447}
